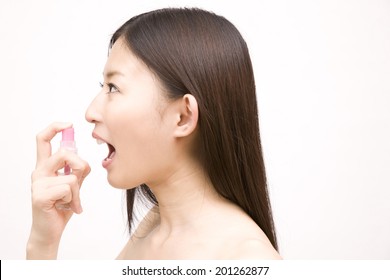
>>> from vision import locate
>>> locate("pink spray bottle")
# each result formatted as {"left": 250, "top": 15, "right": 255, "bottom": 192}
{"left": 60, "top": 127, "right": 77, "bottom": 175}
{"left": 55, "top": 127, "right": 77, "bottom": 210}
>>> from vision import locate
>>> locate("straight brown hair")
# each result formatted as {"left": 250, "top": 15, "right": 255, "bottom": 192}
{"left": 110, "top": 8, "right": 278, "bottom": 250}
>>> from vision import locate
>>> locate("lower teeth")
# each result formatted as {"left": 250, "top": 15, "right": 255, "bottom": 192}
{"left": 105, "top": 151, "right": 116, "bottom": 161}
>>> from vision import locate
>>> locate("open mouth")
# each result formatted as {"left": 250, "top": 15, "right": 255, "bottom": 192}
{"left": 105, "top": 143, "right": 116, "bottom": 162}
{"left": 95, "top": 136, "right": 116, "bottom": 168}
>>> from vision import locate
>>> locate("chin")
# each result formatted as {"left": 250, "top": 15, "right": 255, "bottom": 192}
{"left": 107, "top": 173, "right": 140, "bottom": 190}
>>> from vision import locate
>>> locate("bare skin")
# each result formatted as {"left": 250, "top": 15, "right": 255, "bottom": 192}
{"left": 118, "top": 204, "right": 281, "bottom": 260}
{"left": 27, "top": 122, "right": 280, "bottom": 259}
{"left": 115, "top": 161, "right": 281, "bottom": 259}
{"left": 27, "top": 39, "right": 281, "bottom": 260}
{"left": 27, "top": 122, "right": 90, "bottom": 259}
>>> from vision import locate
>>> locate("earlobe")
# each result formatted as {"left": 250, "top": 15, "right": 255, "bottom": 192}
{"left": 174, "top": 94, "right": 199, "bottom": 138}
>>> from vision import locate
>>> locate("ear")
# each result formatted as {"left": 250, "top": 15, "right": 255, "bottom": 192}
{"left": 173, "top": 94, "right": 199, "bottom": 138}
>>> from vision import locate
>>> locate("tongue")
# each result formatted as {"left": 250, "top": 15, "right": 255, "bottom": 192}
{"left": 102, "top": 151, "right": 115, "bottom": 168}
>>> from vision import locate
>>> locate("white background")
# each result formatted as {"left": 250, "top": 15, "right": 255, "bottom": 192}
{"left": 0, "top": 0, "right": 389, "bottom": 259}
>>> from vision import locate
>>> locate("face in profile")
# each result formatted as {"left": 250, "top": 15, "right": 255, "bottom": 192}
{"left": 85, "top": 38, "right": 177, "bottom": 189}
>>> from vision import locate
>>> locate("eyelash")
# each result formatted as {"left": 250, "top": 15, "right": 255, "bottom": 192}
{"left": 99, "top": 82, "right": 119, "bottom": 94}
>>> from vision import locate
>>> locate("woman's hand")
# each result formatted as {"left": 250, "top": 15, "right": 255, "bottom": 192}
{"left": 27, "top": 122, "right": 91, "bottom": 259}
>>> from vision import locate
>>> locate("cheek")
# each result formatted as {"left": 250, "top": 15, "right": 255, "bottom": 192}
{"left": 107, "top": 94, "right": 157, "bottom": 137}
{"left": 106, "top": 99, "right": 168, "bottom": 188}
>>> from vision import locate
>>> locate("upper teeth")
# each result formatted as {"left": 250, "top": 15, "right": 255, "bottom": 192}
{"left": 97, "top": 139, "right": 105, "bottom": 145}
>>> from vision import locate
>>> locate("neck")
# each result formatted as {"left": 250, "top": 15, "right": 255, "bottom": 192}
{"left": 147, "top": 159, "right": 225, "bottom": 236}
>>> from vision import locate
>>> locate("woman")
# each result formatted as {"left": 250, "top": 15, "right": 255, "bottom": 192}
{"left": 27, "top": 8, "right": 281, "bottom": 259}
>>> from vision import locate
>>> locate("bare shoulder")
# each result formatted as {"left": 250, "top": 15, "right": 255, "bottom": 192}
{"left": 116, "top": 207, "right": 159, "bottom": 259}
{"left": 229, "top": 238, "right": 282, "bottom": 259}
{"left": 216, "top": 205, "right": 282, "bottom": 259}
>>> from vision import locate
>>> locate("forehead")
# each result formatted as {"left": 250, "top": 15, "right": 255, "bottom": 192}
{"left": 103, "top": 38, "right": 148, "bottom": 78}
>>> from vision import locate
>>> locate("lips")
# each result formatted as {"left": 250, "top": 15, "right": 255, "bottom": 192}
{"left": 92, "top": 132, "right": 116, "bottom": 168}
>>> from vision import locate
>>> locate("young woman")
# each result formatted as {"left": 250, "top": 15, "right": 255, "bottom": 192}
{"left": 27, "top": 8, "right": 281, "bottom": 259}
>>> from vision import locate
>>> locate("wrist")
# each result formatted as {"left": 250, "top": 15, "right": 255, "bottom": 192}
{"left": 26, "top": 232, "right": 60, "bottom": 260}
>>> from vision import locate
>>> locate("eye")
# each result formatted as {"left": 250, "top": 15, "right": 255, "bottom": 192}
{"left": 99, "top": 82, "right": 119, "bottom": 94}
{"left": 107, "top": 83, "right": 119, "bottom": 93}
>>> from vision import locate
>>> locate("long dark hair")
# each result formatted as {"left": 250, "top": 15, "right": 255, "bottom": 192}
{"left": 110, "top": 8, "right": 278, "bottom": 250}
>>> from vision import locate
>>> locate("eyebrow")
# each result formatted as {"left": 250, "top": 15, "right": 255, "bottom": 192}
{"left": 103, "top": 70, "right": 125, "bottom": 78}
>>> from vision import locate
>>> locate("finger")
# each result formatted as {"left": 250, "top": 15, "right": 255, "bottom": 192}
{"left": 35, "top": 149, "right": 90, "bottom": 180}
{"left": 36, "top": 122, "right": 73, "bottom": 167}
{"left": 33, "top": 183, "right": 72, "bottom": 211}
{"left": 32, "top": 175, "right": 83, "bottom": 214}
{"left": 64, "top": 174, "right": 83, "bottom": 214}
{"left": 55, "top": 184, "right": 73, "bottom": 204}
{"left": 32, "top": 173, "right": 78, "bottom": 190}
{"left": 66, "top": 155, "right": 91, "bottom": 187}
{"left": 78, "top": 163, "right": 91, "bottom": 186}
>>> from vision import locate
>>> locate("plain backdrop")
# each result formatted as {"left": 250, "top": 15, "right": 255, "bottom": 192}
{"left": 0, "top": 0, "right": 389, "bottom": 259}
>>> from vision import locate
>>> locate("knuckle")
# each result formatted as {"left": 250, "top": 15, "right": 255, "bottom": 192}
{"left": 31, "top": 167, "right": 45, "bottom": 181}
{"left": 31, "top": 190, "right": 45, "bottom": 207}
{"left": 82, "top": 161, "right": 91, "bottom": 173}
{"left": 35, "top": 132, "right": 43, "bottom": 142}
{"left": 31, "top": 177, "right": 45, "bottom": 191}
{"left": 31, "top": 165, "right": 49, "bottom": 181}
{"left": 63, "top": 184, "right": 72, "bottom": 192}
{"left": 35, "top": 127, "right": 49, "bottom": 142}
{"left": 68, "top": 174, "right": 78, "bottom": 184}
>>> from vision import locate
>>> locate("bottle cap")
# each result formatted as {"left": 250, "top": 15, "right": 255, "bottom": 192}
{"left": 62, "top": 127, "right": 74, "bottom": 141}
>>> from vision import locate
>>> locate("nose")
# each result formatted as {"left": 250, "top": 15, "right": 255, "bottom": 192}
{"left": 85, "top": 93, "right": 103, "bottom": 124}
